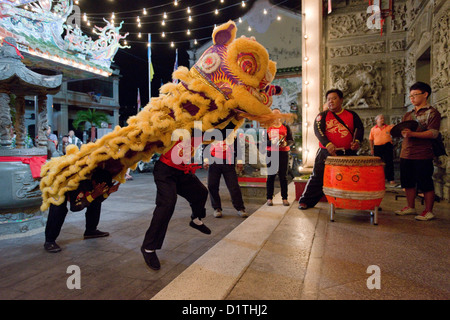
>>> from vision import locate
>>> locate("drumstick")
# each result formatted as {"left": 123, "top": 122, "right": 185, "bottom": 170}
{"left": 352, "top": 128, "right": 358, "bottom": 143}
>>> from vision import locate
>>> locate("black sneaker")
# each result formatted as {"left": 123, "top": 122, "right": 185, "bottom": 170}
{"left": 141, "top": 247, "right": 160, "bottom": 270}
{"left": 189, "top": 221, "right": 211, "bottom": 234}
{"left": 298, "top": 203, "right": 308, "bottom": 210}
{"left": 83, "top": 229, "right": 110, "bottom": 239}
{"left": 44, "top": 241, "right": 61, "bottom": 253}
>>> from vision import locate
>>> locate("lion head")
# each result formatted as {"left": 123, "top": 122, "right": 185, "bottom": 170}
{"left": 189, "top": 21, "right": 285, "bottom": 123}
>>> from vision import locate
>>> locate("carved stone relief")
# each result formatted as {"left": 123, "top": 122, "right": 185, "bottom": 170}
{"left": 330, "top": 61, "right": 383, "bottom": 109}
{"left": 0, "top": 93, "right": 12, "bottom": 147}
{"left": 328, "top": 12, "right": 378, "bottom": 39}
{"left": 13, "top": 170, "right": 41, "bottom": 201}
{"left": 391, "top": 1, "right": 408, "bottom": 32}
{"left": 431, "top": 9, "right": 449, "bottom": 92}
{"left": 329, "top": 41, "right": 385, "bottom": 58}
{"left": 391, "top": 58, "right": 407, "bottom": 108}
{"left": 390, "top": 39, "right": 406, "bottom": 52}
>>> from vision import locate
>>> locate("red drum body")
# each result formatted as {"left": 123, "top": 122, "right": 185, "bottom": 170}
{"left": 323, "top": 156, "right": 385, "bottom": 210}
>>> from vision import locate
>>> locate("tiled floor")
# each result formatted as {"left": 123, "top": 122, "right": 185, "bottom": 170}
{"left": 1, "top": 170, "right": 449, "bottom": 301}
{"left": 0, "top": 169, "right": 262, "bottom": 299}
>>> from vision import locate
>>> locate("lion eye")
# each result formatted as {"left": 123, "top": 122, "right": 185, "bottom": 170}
{"left": 237, "top": 52, "right": 257, "bottom": 75}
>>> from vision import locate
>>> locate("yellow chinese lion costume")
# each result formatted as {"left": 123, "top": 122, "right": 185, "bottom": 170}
{"left": 40, "top": 21, "right": 293, "bottom": 211}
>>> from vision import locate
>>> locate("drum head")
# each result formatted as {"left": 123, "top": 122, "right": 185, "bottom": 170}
{"left": 325, "top": 156, "right": 384, "bottom": 166}
{"left": 390, "top": 120, "right": 418, "bottom": 138}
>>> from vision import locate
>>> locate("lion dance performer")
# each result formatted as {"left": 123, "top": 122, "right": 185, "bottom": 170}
{"left": 39, "top": 21, "right": 293, "bottom": 268}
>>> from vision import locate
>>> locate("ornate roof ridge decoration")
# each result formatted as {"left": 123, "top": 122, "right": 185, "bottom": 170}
{"left": 0, "top": 0, "right": 129, "bottom": 77}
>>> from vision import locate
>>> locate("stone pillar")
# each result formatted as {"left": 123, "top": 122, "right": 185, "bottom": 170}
{"left": 14, "top": 95, "right": 25, "bottom": 149}
{"left": 60, "top": 103, "right": 69, "bottom": 136}
{"left": 0, "top": 93, "right": 12, "bottom": 147}
{"left": 37, "top": 94, "right": 48, "bottom": 148}
{"left": 113, "top": 109, "right": 119, "bottom": 127}
{"left": 46, "top": 94, "right": 53, "bottom": 127}
{"left": 301, "top": 0, "right": 323, "bottom": 168}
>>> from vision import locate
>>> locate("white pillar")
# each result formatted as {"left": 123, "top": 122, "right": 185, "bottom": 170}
{"left": 301, "top": 0, "right": 323, "bottom": 168}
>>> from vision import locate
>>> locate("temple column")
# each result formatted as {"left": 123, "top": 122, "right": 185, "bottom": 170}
{"left": 37, "top": 94, "right": 48, "bottom": 148}
{"left": 113, "top": 109, "right": 119, "bottom": 127}
{"left": 301, "top": 0, "right": 323, "bottom": 168}
{"left": 14, "top": 95, "right": 25, "bottom": 149}
{"left": 0, "top": 93, "right": 12, "bottom": 147}
{"left": 60, "top": 103, "right": 68, "bottom": 135}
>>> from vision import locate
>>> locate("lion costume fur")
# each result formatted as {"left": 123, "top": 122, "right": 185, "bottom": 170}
{"left": 39, "top": 21, "right": 294, "bottom": 211}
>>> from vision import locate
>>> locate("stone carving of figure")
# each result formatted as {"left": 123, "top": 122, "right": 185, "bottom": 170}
{"left": 331, "top": 63, "right": 383, "bottom": 109}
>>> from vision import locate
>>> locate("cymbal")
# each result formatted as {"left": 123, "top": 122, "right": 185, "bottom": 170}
{"left": 390, "top": 120, "right": 419, "bottom": 138}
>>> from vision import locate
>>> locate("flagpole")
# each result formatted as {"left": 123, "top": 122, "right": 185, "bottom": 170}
{"left": 148, "top": 33, "right": 152, "bottom": 101}
{"left": 173, "top": 48, "right": 179, "bottom": 84}
{"left": 137, "top": 88, "right": 141, "bottom": 114}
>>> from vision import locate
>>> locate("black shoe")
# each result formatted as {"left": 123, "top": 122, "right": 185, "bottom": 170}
{"left": 141, "top": 247, "right": 160, "bottom": 270}
{"left": 298, "top": 203, "right": 308, "bottom": 210}
{"left": 44, "top": 241, "right": 61, "bottom": 253}
{"left": 83, "top": 229, "right": 110, "bottom": 239}
{"left": 189, "top": 221, "right": 211, "bottom": 234}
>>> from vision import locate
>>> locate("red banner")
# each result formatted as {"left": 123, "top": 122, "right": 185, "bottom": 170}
{"left": 0, "top": 155, "right": 47, "bottom": 178}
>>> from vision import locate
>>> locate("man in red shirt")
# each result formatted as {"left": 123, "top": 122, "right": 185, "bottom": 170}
{"left": 141, "top": 131, "right": 210, "bottom": 270}
{"left": 44, "top": 168, "right": 120, "bottom": 253}
{"left": 204, "top": 137, "right": 247, "bottom": 218}
{"left": 298, "top": 89, "right": 364, "bottom": 210}
{"left": 266, "top": 108, "right": 294, "bottom": 206}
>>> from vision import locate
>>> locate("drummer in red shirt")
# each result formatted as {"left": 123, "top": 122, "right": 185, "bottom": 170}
{"left": 298, "top": 89, "right": 364, "bottom": 210}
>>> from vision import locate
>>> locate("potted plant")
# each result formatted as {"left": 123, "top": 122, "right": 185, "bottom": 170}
{"left": 72, "top": 109, "right": 109, "bottom": 142}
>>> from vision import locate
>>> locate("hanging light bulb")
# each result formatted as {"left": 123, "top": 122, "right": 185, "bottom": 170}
{"left": 163, "top": 12, "right": 167, "bottom": 19}
{"left": 187, "top": 7, "right": 191, "bottom": 14}
{"left": 194, "top": 39, "right": 198, "bottom": 45}
{"left": 143, "top": 8, "right": 147, "bottom": 15}
{"left": 187, "top": 29, "right": 191, "bottom": 35}
{"left": 162, "top": 20, "right": 165, "bottom": 26}
{"left": 162, "top": 32, "right": 166, "bottom": 38}
{"left": 174, "top": 0, "right": 178, "bottom": 6}
{"left": 170, "top": 42, "right": 175, "bottom": 47}
{"left": 263, "top": 9, "right": 267, "bottom": 15}
{"left": 241, "top": 1, "right": 246, "bottom": 8}
{"left": 188, "top": 15, "right": 192, "bottom": 22}
{"left": 215, "top": 9, "right": 219, "bottom": 15}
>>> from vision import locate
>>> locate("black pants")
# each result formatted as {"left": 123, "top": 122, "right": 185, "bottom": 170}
{"left": 142, "top": 161, "right": 208, "bottom": 250}
{"left": 299, "top": 148, "right": 356, "bottom": 208}
{"left": 374, "top": 142, "right": 394, "bottom": 182}
{"left": 266, "top": 151, "right": 289, "bottom": 200}
{"left": 208, "top": 163, "right": 245, "bottom": 211}
{"left": 45, "top": 197, "right": 102, "bottom": 242}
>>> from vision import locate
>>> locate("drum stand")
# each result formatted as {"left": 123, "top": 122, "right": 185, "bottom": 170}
{"left": 329, "top": 204, "right": 379, "bottom": 225}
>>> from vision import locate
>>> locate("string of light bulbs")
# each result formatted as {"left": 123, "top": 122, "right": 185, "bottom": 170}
{"left": 77, "top": 0, "right": 287, "bottom": 48}
{"left": 77, "top": 0, "right": 253, "bottom": 47}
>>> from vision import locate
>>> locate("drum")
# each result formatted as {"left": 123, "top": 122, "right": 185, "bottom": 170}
{"left": 323, "top": 156, "right": 385, "bottom": 211}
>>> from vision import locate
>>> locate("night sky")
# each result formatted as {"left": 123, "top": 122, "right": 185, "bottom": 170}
{"left": 77, "top": 0, "right": 257, "bottom": 120}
